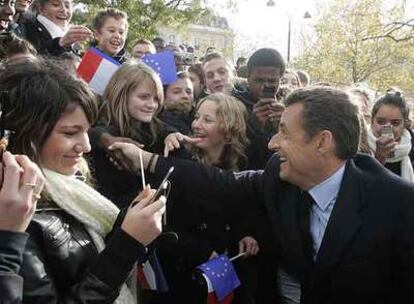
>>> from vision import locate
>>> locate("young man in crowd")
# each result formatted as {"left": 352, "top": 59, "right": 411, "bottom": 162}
{"left": 92, "top": 7, "right": 129, "bottom": 63}
{"left": 131, "top": 38, "right": 155, "bottom": 59}
{"left": 152, "top": 36, "right": 166, "bottom": 53}
{"left": 237, "top": 48, "right": 287, "bottom": 168}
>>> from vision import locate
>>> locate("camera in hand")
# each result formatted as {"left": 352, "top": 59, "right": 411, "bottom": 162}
{"left": 380, "top": 125, "right": 395, "bottom": 158}
{"left": 262, "top": 84, "right": 277, "bottom": 99}
{"left": 380, "top": 125, "right": 394, "bottom": 141}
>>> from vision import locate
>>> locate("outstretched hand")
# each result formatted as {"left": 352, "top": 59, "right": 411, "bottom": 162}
{"left": 163, "top": 132, "right": 202, "bottom": 157}
{"left": 108, "top": 142, "right": 151, "bottom": 173}
{"left": 103, "top": 134, "right": 144, "bottom": 172}
{"left": 59, "top": 25, "right": 93, "bottom": 49}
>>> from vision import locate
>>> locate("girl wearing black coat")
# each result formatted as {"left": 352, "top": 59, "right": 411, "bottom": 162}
{"left": 160, "top": 93, "right": 260, "bottom": 303}
{"left": 90, "top": 61, "right": 180, "bottom": 208}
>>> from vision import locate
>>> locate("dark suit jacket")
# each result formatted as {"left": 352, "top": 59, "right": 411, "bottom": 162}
{"left": 152, "top": 153, "right": 414, "bottom": 304}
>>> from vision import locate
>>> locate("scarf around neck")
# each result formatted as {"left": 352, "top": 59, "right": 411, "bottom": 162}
{"left": 42, "top": 168, "right": 137, "bottom": 304}
{"left": 367, "top": 127, "right": 414, "bottom": 182}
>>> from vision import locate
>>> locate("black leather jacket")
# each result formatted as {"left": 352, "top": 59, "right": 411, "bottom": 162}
{"left": 0, "top": 230, "right": 28, "bottom": 303}
{"left": 19, "top": 205, "right": 146, "bottom": 303}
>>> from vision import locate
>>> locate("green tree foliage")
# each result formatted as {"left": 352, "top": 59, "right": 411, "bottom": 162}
{"left": 293, "top": 0, "right": 414, "bottom": 94}
{"left": 73, "top": 0, "right": 210, "bottom": 48}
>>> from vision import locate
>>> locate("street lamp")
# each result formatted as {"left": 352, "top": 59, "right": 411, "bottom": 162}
{"left": 266, "top": 1, "right": 311, "bottom": 63}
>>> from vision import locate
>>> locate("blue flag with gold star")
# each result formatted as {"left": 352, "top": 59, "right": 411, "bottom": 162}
{"left": 196, "top": 254, "right": 241, "bottom": 301}
{"left": 142, "top": 51, "right": 177, "bottom": 85}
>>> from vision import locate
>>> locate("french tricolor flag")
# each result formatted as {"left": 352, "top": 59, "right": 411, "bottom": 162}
{"left": 137, "top": 252, "right": 169, "bottom": 292}
{"left": 77, "top": 48, "right": 121, "bottom": 95}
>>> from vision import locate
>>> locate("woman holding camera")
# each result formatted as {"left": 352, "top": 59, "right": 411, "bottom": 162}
{"left": 1, "top": 60, "right": 166, "bottom": 303}
{"left": 367, "top": 90, "right": 414, "bottom": 181}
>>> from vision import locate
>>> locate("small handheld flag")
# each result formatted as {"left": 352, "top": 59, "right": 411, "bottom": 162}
{"left": 137, "top": 251, "right": 169, "bottom": 292}
{"left": 196, "top": 254, "right": 241, "bottom": 302}
{"left": 77, "top": 47, "right": 121, "bottom": 95}
{"left": 142, "top": 51, "right": 178, "bottom": 85}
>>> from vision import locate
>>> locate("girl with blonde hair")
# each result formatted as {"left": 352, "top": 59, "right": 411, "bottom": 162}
{"left": 164, "top": 92, "right": 250, "bottom": 170}
{"left": 159, "top": 93, "right": 258, "bottom": 302}
{"left": 91, "top": 60, "right": 177, "bottom": 208}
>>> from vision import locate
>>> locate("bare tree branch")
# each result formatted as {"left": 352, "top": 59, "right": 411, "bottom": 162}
{"left": 362, "top": 18, "right": 414, "bottom": 42}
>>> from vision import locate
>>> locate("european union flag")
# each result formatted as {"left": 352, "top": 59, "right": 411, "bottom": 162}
{"left": 142, "top": 51, "right": 178, "bottom": 85}
{"left": 196, "top": 254, "right": 241, "bottom": 301}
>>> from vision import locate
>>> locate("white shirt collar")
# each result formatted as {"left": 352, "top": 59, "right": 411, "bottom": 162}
{"left": 37, "top": 15, "right": 67, "bottom": 39}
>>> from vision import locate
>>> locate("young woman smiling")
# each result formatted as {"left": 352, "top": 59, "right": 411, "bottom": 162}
{"left": 1, "top": 59, "right": 166, "bottom": 303}
{"left": 17, "top": 0, "right": 92, "bottom": 56}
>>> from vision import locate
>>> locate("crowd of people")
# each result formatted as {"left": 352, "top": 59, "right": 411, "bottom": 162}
{"left": 0, "top": 0, "right": 413, "bottom": 303}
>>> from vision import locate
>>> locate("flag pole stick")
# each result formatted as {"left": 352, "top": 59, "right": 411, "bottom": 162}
{"left": 139, "top": 149, "right": 146, "bottom": 189}
{"left": 230, "top": 252, "right": 246, "bottom": 262}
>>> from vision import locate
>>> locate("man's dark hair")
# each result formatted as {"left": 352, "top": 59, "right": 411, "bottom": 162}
{"left": 0, "top": 32, "right": 37, "bottom": 59}
{"left": 247, "top": 48, "right": 285, "bottom": 76}
{"left": 285, "top": 86, "right": 360, "bottom": 160}
{"left": 152, "top": 37, "right": 165, "bottom": 44}
{"left": 0, "top": 59, "right": 98, "bottom": 165}
{"left": 163, "top": 71, "right": 190, "bottom": 93}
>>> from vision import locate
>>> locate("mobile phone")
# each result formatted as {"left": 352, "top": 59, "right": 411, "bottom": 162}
{"left": 380, "top": 125, "right": 395, "bottom": 158}
{"left": 380, "top": 125, "right": 394, "bottom": 141}
{"left": 262, "top": 85, "right": 277, "bottom": 99}
{"left": 149, "top": 167, "right": 174, "bottom": 204}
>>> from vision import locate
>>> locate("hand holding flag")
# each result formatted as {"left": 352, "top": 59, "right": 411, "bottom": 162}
{"left": 196, "top": 254, "right": 241, "bottom": 303}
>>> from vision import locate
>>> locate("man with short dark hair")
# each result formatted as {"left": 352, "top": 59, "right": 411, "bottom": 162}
{"left": 152, "top": 36, "right": 166, "bottom": 53}
{"left": 125, "top": 86, "right": 414, "bottom": 304}
{"left": 237, "top": 48, "right": 287, "bottom": 168}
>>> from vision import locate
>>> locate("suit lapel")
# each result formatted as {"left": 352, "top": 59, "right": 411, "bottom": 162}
{"left": 312, "top": 160, "right": 363, "bottom": 281}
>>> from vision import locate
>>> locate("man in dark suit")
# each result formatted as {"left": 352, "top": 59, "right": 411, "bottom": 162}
{"left": 111, "top": 86, "right": 414, "bottom": 303}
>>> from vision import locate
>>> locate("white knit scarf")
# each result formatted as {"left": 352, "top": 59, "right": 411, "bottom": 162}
{"left": 42, "top": 168, "right": 137, "bottom": 304}
{"left": 367, "top": 127, "right": 414, "bottom": 182}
